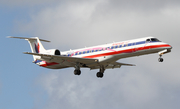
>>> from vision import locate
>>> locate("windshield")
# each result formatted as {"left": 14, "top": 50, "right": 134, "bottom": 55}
{"left": 146, "top": 39, "right": 151, "bottom": 42}
{"left": 151, "top": 38, "right": 161, "bottom": 42}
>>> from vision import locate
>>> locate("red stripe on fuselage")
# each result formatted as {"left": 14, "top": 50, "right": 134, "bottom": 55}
{"left": 83, "top": 44, "right": 171, "bottom": 58}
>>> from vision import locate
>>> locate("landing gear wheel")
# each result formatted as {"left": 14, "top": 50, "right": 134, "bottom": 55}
{"left": 74, "top": 70, "right": 81, "bottom": 75}
{"left": 96, "top": 72, "right": 104, "bottom": 78}
{"left": 158, "top": 58, "right": 163, "bottom": 62}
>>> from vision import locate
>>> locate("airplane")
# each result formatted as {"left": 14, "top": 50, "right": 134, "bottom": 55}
{"left": 9, "top": 36, "right": 172, "bottom": 78}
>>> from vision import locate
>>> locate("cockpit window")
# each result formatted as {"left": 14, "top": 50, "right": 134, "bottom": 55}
{"left": 146, "top": 39, "right": 150, "bottom": 42}
{"left": 146, "top": 38, "right": 161, "bottom": 42}
{"left": 151, "top": 38, "right": 161, "bottom": 42}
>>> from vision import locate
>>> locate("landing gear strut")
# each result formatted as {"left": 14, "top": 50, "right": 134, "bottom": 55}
{"left": 74, "top": 63, "right": 81, "bottom": 75}
{"left": 96, "top": 66, "right": 105, "bottom": 78}
{"left": 158, "top": 49, "right": 169, "bottom": 62}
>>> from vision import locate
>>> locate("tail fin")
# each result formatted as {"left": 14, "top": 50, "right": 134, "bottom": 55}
{"left": 8, "top": 36, "right": 50, "bottom": 60}
{"left": 27, "top": 37, "right": 47, "bottom": 53}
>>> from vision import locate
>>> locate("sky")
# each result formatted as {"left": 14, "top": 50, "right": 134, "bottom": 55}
{"left": 0, "top": 0, "right": 180, "bottom": 109}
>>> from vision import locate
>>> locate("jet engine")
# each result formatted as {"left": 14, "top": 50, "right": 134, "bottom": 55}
{"left": 43, "top": 49, "right": 61, "bottom": 55}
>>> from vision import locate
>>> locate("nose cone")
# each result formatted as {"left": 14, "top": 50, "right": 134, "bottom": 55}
{"left": 163, "top": 42, "right": 172, "bottom": 49}
{"left": 170, "top": 45, "right": 172, "bottom": 49}
{"left": 165, "top": 43, "right": 172, "bottom": 53}
{"left": 167, "top": 44, "right": 172, "bottom": 49}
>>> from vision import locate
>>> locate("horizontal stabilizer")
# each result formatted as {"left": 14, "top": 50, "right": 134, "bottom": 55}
{"left": 7, "top": 36, "right": 50, "bottom": 42}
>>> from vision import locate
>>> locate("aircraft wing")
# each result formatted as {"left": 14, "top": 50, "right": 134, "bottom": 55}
{"left": 24, "top": 52, "right": 135, "bottom": 69}
{"left": 90, "top": 62, "right": 135, "bottom": 70}
{"left": 23, "top": 52, "right": 98, "bottom": 64}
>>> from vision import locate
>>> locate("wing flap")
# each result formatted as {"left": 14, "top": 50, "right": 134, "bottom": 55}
{"left": 111, "top": 62, "right": 135, "bottom": 66}
{"left": 90, "top": 61, "right": 135, "bottom": 70}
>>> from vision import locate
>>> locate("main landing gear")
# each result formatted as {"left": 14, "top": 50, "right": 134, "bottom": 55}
{"left": 96, "top": 66, "right": 105, "bottom": 78}
{"left": 74, "top": 63, "right": 81, "bottom": 75}
{"left": 74, "top": 69, "right": 81, "bottom": 75}
{"left": 73, "top": 63, "right": 105, "bottom": 78}
{"left": 96, "top": 72, "right": 104, "bottom": 78}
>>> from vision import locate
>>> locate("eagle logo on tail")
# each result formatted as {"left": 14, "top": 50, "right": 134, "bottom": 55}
{"left": 34, "top": 43, "right": 40, "bottom": 53}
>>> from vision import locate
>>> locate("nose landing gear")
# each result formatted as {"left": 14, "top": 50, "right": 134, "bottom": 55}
{"left": 158, "top": 54, "right": 164, "bottom": 62}
{"left": 158, "top": 57, "right": 164, "bottom": 62}
{"left": 158, "top": 49, "right": 170, "bottom": 62}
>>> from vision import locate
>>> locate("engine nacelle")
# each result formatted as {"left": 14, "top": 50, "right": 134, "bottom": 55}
{"left": 42, "top": 49, "right": 61, "bottom": 55}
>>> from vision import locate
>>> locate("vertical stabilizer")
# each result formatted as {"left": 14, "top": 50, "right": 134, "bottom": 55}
{"left": 26, "top": 37, "right": 46, "bottom": 53}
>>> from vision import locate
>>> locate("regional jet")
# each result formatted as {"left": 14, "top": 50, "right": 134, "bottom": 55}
{"left": 9, "top": 36, "right": 172, "bottom": 78}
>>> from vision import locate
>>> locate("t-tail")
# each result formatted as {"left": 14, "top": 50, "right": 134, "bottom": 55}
{"left": 8, "top": 36, "right": 50, "bottom": 61}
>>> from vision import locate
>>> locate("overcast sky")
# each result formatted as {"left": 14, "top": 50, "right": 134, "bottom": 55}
{"left": 0, "top": 0, "right": 180, "bottom": 109}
